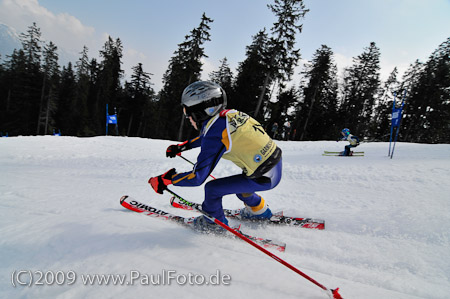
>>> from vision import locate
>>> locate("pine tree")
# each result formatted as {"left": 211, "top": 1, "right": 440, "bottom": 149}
{"left": 37, "top": 41, "right": 59, "bottom": 135}
{"left": 294, "top": 45, "right": 338, "bottom": 140}
{"left": 95, "top": 36, "right": 124, "bottom": 135}
{"left": 371, "top": 67, "right": 400, "bottom": 141}
{"left": 84, "top": 58, "right": 100, "bottom": 136}
{"left": 209, "top": 57, "right": 233, "bottom": 99}
{"left": 20, "top": 22, "right": 42, "bottom": 71}
{"left": 403, "top": 38, "right": 450, "bottom": 143}
{"left": 266, "top": 87, "right": 298, "bottom": 140}
{"left": 339, "top": 42, "right": 381, "bottom": 138}
{"left": 0, "top": 56, "right": 5, "bottom": 136}
{"left": 0, "top": 49, "right": 28, "bottom": 134}
{"left": 15, "top": 23, "right": 44, "bottom": 134}
{"left": 76, "top": 46, "right": 90, "bottom": 80}
{"left": 56, "top": 62, "right": 77, "bottom": 135}
{"left": 124, "top": 63, "right": 155, "bottom": 137}
{"left": 70, "top": 46, "right": 92, "bottom": 135}
{"left": 254, "top": 0, "right": 309, "bottom": 119}
{"left": 232, "top": 29, "right": 271, "bottom": 115}
{"left": 157, "top": 13, "right": 213, "bottom": 141}
{"left": 400, "top": 60, "right": 424, "bottom": 141}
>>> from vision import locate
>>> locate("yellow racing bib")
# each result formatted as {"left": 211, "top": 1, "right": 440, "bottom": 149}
{"left": 205, "top": 110, "right": 277, "bottom": 176}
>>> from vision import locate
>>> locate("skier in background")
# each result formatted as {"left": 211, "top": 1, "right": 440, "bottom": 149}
{"left": 283, "top": 121, "right": 291, "bottom": 141}
{"left": 270, "top": 122, "right": 278, "bottom": 139}
{"left": 148, "top": 81, "right": 283, "bottom": 233}
{"left": 338, "top": 128, "right": 360, "bottom": 156}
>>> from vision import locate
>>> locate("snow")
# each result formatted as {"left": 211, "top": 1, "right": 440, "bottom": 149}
{"left": 1, "top": 136, "right": 449, "bottom": 299}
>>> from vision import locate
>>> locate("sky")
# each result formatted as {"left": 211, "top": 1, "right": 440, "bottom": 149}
{"left": 0, "top": 0, "right": 449, "bottom": 92}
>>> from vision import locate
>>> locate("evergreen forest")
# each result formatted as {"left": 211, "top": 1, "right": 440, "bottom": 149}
{"left": 0, "top": 1, "right": 449, "bottom": 143}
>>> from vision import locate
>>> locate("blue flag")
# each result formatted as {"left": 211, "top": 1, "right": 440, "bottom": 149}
{"left": 107, "top": 115, "right": 117, "bottom": 124}
{"left": 391, "top": 107, "right": 403, "bottom": 128}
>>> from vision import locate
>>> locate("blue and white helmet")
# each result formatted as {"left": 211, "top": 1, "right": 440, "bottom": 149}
{"left": 181, "top": 81, "right": 227, "bottom": 126}
{"left": 342, "top": 128, "right": 350, "bottom": 136}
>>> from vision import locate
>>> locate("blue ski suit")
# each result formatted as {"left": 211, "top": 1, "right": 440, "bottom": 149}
{"left": 340, "top": 134, "right": 360, "bottom": 156}
{"left": 171, "top": 109, "right": 282, "bottom": 223}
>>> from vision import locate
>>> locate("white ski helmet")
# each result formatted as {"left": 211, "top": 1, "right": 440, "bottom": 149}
{"left": 181, "top": 81, "right": 227, "bottom": 127}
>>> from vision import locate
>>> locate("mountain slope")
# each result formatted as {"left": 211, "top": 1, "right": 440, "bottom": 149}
{"left": 0, "top": 23, "right": 22, "bottom": 58}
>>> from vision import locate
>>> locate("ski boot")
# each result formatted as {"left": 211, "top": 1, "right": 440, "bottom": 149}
{"left": 193, "top": 215, "right": 228, "bottom": 234}
{"left": 240, "top": 198, "right": 273, "bottom": 220}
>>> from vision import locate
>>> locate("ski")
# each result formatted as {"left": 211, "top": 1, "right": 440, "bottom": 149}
{"left": 324, "top": 150, "right": 364, "bottom": 154}
{"left": 170, "top": 196, "right": 325, "bottom": 230}
{"left": 120, "top": 195, "right": 286, "bottom": 252}
{"left": 322, "top": 153, "right": 364, "bottom": 157}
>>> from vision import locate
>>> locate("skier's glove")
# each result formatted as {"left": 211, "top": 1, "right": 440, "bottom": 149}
{"left": 149, "top": 168, "right": 176, "bottom": 194}
{"left": 166, "top": 141, "right": 190, "bottom": 158}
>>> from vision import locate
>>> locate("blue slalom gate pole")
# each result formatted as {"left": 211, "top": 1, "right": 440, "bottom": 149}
{"left": 390, "top": 126, "right": 400, "bottom": 159}
{"left": 388, "top": 93, "right": 397, "bottom": 157}
{"left": 390, "top": 91, "right": 406, "bottom": 159}
{"left": 106, "top": 104, "right": 109, "bottom": 136}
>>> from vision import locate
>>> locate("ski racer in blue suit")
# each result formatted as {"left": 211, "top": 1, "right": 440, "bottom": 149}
{"left": 149, "top": 81, "right": 283, "bottom": 233}
{"left": 338, "top": 128, "right": 360, "bottom": 156}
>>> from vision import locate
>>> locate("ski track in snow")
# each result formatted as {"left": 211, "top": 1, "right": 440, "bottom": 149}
{"left": 1, "top": 136, "right": 449, "bottom": 299}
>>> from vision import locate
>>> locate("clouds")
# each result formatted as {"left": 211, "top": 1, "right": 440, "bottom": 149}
{"left": 2, "top": 0, "right": 448, "bottom": 93}
{"left": 0, "top": 0, "right": 95, "bottom": 53}
{"left": 0, "top": 0, "right": 148, "bottom": 85}
{"left": 0, "top": 0, "right": 168, "bottom": 88}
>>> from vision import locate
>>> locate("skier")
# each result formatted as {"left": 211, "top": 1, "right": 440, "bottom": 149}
{"left": 338, "top": 128, "right": 360, "bottom": 156}
{"left": 283, "top": 121, "right": 291, "bottom": 141}
{"left": 148, "top": 81, "right": 282, "bottom": 233}
{"left": 270, "top": 122, "right": 278, "bottom": 139}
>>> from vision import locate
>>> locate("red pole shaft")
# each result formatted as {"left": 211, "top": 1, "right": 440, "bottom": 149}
{"left": 213, "top": 216, "right": 328, "bottom": 291}
{"left": 166, "top": 188, "right": 328, "bottom": 291}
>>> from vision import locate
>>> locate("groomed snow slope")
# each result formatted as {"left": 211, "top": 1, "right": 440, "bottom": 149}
{"left": 1, "top": 136, "right": 449, "bottom": 299}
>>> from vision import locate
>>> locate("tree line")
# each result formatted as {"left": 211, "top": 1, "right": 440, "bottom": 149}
{"left": 0, "top": 0, "right": 449, "bottom": 143}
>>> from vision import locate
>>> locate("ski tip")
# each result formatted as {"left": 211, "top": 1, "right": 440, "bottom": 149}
{"left": 311, "top": 223, "right": 326, "bottom": 230}
{"left": 171, "top": 201, "right": 194, "bottom": 210}
{"left": 120, "top": 195, "right": 128, "bottom": 204}
{"left": 170, "top": 196, "right": 195, "bottom": 210}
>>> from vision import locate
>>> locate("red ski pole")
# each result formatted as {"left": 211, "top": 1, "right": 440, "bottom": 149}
{"left": 166, "top": 188, "right": 343, "bottom": 299}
